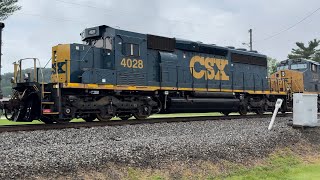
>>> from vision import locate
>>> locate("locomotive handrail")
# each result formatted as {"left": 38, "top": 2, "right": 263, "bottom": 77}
{"left": 14, "top": 58, "right": 44, "bottom": 84}
{"left": 13, "top": 58, "right": 45, "bottom": 98}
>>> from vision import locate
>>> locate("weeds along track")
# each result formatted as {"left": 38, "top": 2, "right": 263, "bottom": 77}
{"left": 0, "top": 114, "right": 290, "bottom": 133}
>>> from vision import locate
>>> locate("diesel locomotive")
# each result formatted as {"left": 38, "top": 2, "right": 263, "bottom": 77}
{"left": 271, "top": 58, "right": 320, "bottom": 107}
{"left": 1, "top": 24, "right": 296, "bottom": 123}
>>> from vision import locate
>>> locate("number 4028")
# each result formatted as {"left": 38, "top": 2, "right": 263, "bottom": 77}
{"left": 121, "top": 58, "right": 144, "bottom": 69}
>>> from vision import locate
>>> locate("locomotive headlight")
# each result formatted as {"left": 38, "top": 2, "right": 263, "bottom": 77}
{"left": 10, "top": 77, "right": 14, "bottom": 83}
{"left": 88, "top": 29, "right": 97, "bottom": 35}
{"left": 24, "top": 73, "right": 29, "bottom": 80}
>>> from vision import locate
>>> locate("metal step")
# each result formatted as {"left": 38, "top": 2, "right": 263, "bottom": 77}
{"left": 42, "top": 112, "right": 59, "bottom": 115}
{"left": 42, "top": 102, "right": 54, "bottom": 105}
{"left": 43, "top": 92, "right": 51, "bottom": 94}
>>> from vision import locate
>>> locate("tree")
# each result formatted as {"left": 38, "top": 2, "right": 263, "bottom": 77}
{"left": 267, "top": 57, "right": 278, "bottom": 75}
{"left": 0, "top": 0, "right": 21, "bottom": 21}
{"left": 288, "top": 39, "right": 320, "bottom": 62}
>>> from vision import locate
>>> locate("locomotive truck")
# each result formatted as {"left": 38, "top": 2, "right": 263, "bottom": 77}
{"left": 1, "top": 24, "right": 297, "bottom": 123}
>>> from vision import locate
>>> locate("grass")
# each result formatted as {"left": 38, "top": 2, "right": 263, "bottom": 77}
{"left": 224, "top": 160, "right": 320, "bottom": 180}
{"left": 218, "top": 149, "right": 320, "bottom": 180}
{"left": 0, "top": 119, "right": 43, "bottom": 125}
{"left": 223, "top": 150, "right": 299, "bottom": 180}
{"left": 111, "top": 149, "right": 320, "bottom": 180}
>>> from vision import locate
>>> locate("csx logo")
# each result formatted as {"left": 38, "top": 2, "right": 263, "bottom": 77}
{"left": 189, "top": 56, "right": 229, "bottom": 81}
{"left": 52, "top": 62, "right": 66, "bottom": 74}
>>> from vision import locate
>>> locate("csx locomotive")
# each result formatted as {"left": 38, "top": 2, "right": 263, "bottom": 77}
{"left": 272, "top": 59, "right": 320, "bottom": 93}
{"left": 1, "top": 25, "right": 302, "bottom": 123}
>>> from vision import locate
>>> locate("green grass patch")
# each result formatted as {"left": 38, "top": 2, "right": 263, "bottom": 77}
{"left": 0, "top": 119, "right": 43, "bottom": 125}
{"left": 117, "top": 149, "right": 320, "bottom": 180}
{"left": 222, "top": 149, "right": 320, "bottom": 180}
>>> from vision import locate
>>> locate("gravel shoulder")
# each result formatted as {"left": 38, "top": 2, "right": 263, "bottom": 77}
{"left": 0, "top": 117, "right": 319, "bottom": 179}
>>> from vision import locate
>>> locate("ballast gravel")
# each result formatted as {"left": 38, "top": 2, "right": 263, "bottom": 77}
{"left": 0, "top": 117, "right": 318, "bottom": 179}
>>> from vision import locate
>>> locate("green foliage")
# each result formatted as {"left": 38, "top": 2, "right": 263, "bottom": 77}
{"left": 1, "top": 68, "right": 52, "bottom": 97}
{"left": 0, "top": 0, "right": 21, "bottom": 20}
{"left": 267, "top": 57, "right": 278, "bottom": 75}
{"left": 288, "top": 39, "right": 320, "bottom": 62}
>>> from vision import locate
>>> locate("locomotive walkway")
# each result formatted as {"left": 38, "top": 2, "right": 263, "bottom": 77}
{"left": 0, "top": 114, "right": 290, "bottom": 133}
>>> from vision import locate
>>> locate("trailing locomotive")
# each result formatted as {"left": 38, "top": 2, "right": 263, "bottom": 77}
{"left": 2, "top": 25, "right": 290, "bottom": 123}
{"left": 271, "top": 58, "right": 320, "bottom": 108}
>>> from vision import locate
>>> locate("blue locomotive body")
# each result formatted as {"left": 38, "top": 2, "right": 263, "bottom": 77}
{"left": 63, "top": 25, "right": 270, "bottom": 93}
{"left": 5, "top": 25, "right": 288, "bottom": 123}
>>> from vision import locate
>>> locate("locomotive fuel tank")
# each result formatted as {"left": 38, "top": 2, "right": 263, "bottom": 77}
{"left": 167, "top": 92, "right": 240, "bottom": 113}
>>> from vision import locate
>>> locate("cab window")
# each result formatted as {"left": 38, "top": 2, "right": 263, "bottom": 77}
{"left": 93, "top": 37, "right": 113, "bottom": 50}
{"left": 311, "top": 64, "right": 317, "bottom": 72}
{"left": 291, "top": 63, "right": 307, "bottom": 70}
{"left": 123, "top": 43, "right": 140, "bottom": 57}
{"left": 277, "top": 65, "right": 288, "bottom": 71}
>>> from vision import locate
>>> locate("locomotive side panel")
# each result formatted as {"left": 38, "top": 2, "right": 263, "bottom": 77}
{"left": 114, "top": 30, "right": 148, "bottom": 86}
{"left": 303, "top": 62, "right": 320, "bottom": 93}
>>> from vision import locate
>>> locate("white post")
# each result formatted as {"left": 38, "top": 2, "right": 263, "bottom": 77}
{"left": 268, "top": 99, "right": 283, "bottom": 130}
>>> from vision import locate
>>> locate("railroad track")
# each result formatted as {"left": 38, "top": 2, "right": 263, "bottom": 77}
{"left": 0, "top": 113, "right": 290, "bottom": 133}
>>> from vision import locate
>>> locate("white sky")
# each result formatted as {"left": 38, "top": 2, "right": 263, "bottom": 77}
{"left": 1, "top": 0, "right": 320, "bottom": 73}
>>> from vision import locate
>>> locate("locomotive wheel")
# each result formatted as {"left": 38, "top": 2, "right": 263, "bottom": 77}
{"left": 118, "top": 115, "right": 132, "bottom": 120}
{"left": 254, "top": 108, "right": 264, "bottom": 115}
{"left": 40, "top": 116, "right": 54, "bottom": 124}
{"left": 4, "top": 108, "right": 18, "bottom": 121}
{"left": 279, "top": 108, "right": 286, "bottom": 114}
{"left": 133, "top": 113, "right": 148, "bottom": 120}
{"left": 134, "top": 106, "right": 151, "bottom": 120}
{"left": 23, "top": 99, "right": 34, "bottom": 121}
{"left": 14, "top": 104, "right": 27, "bottom": 122}
{"left": 83, "top": 114, "right": 97, "bottom": 122}
{"left": 239, "top": 106, "right": 247, "bottom": 115}
{"left": 222, "top": 112, "right": 231, "bottom": 116}
{"left": 96, "top": 114, "right": 112, "bottom": 121}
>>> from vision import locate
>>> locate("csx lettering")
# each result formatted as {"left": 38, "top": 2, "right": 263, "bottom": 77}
{"left": 189, "top": 56, "right": 229, "bottom": 80}
{"left": 121, "top": 58, "right": 144, "bottom": 69}
{"left": 52, "top": 62, "right": 66, "bottom": 74}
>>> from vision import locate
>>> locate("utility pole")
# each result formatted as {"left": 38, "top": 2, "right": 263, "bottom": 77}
{"left": 0, "top": 22, "right": 4, "bottom": 99}
{"left": 249, "top": 29, "right": 253, "bottom": 51}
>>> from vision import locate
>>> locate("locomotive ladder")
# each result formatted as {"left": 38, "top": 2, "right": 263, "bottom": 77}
{"left": 40, "top": 60, "right": 61, "bottom": 116}
{"left": 12, "top": 58, "right": 60, "bottom": 119}
{"left": 41, "top": 86, "right": 59, "bottom": 115}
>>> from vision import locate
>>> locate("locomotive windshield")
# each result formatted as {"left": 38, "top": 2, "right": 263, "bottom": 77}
{"left": 83, "top": 37, "right": 113, "bottom": 50}
{"left": 291, "top": 63, "right": 307, "bottom": 70}
{"left": 277, "top": 65, "right": 288, "bottom": 71}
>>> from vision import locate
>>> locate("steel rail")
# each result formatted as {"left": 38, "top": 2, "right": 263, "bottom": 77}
{"left": 0, "top": 113, "right": 290, "bottom": 133}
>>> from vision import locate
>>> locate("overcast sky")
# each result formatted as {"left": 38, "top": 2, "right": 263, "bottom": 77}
{"left": 1, "top": 0, "right": 320, "bottom": 73}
